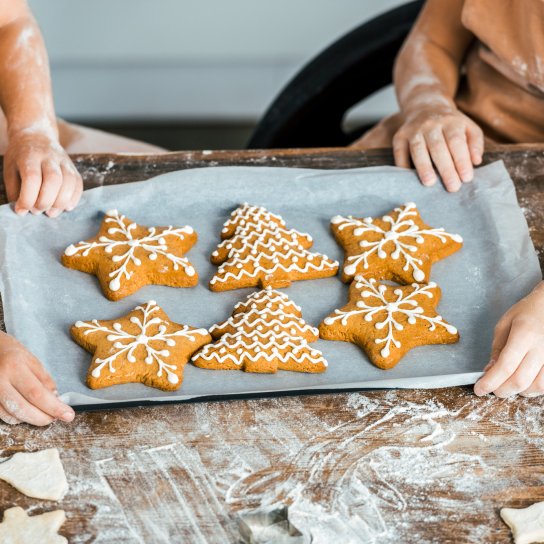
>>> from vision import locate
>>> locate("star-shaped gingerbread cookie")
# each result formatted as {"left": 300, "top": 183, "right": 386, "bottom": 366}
{"left": 319, "top": 276, "right": 459, "bottom": 369}
{"left": 331, "top": 202, "right": 463, "bottom": 284}
{"left": 72, "top": 300, "right": 211, "bottom": 390}
{"left": 62, "top": 209, "right": 198, "bottom": 300}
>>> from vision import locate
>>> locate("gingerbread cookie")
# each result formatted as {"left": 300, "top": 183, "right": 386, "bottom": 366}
{"left": 72, "top": 300, "right": 210, "bottom": 390}
{"left": 209, "top": 203, "right": 338, "bottom": 291}
{"left": 62, "top": 210, "right": 198, "bottom": 300}
{"left": 192, "top": 287, "right": 328, "bottom": 373}
{"left": 331, "top": 202, "right": 463, "bottom": 284}
{"left": 319, "top": 276, "right": 459, "bottom": 370}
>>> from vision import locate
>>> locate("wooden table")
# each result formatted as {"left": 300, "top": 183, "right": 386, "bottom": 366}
{"left": 1, "top": 147, "right": 543, "bottom": 543}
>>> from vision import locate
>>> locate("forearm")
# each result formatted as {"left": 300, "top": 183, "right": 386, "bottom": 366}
{"left": 0, "top": 1, "right": 82, "bottom": 216}
{"left": 394, "top": 39, "right": 461, "bottom": 117}
{"left": 0, "top": 14, "right": 57, "bottom": 140}
{"left": 393, "top": 0, "right": 473, "bottom": 118}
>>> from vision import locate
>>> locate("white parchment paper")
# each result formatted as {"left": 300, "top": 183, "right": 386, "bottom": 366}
{"left": 0, "top": 162, "right": 540, "bottom": 406}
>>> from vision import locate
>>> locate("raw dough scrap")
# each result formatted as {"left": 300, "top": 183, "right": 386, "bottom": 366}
{"left": 0, "top": 448, "right": 68, "bottom": 501}
{"left": 501, "top": 502, "right": 544, "bottom": 544}
{"left": 0, "top": 507, "right": 67, "bottom": 544}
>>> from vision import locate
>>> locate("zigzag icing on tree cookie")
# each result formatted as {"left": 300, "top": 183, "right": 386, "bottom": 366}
{"left": 331, "top": 202, "right": 463, "bottom": 284}
{"left": 220, "top": 203, "right": 296, "bottom": 239}
{"left": 192, "top": 287, "right": 327, "bottom": 373}
{"left": 210, "top": 288, "right": 319, "bottom": 342}
{"left": 62, "top": 210, "right": 198, "bottom": 300}
{"left": 319, "top": 276, "right": 459, "bottom": 370}
{"left": 72, "top": 300, "right": 210, "bottom": 390}
{"left": 209, "top": 203, "right": 338, "bottom": 291}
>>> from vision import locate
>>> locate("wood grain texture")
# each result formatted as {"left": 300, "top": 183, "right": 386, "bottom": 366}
{"left": 1, "top": 146, "right": 544, "bottom": 543}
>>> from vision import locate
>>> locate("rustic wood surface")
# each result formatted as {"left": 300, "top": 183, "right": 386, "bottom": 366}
{"left": 1, "top": 146, "right": 544, "bottom": 543}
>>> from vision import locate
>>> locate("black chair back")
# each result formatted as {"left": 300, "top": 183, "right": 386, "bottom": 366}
{"left": 247, "top": 1, "right": 424, "bottom": 149}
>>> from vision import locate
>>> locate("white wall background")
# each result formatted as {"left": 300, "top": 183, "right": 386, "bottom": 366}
{"left": 29, "top": 0, "right": 404, "bottom": 122}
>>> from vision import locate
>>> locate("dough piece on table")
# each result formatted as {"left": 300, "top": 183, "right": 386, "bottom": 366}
{"left": 0, "top": 507, "right": 67, "bottom": 544}
{"left": 501, "top": 501, "right": 544, "bottom": 544}
{"left": 319, "top": 275, "right": 459, "bottom": 370}
{"left": 209, "top": 203, "right": 338, "bottom": 291}
{"left": 192, "top": 287, "right": 328, "bottom": 373}
{"left": 0, "top": 449, "right": 68, "bottom": 501}
{"left": 72, "top": 300, "right": 211, "bottom": 390}
{"left": 331, "top": 202, "right": 463, "bottom": 284}
{"left": 62, "top": 209, "right": 198, "bottom": 300}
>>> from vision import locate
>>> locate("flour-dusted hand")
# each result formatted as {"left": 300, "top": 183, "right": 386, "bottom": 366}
{"left": 4, "top": 130, "right": 82, "bottom": 217}
{"left": 474, "top": 281, "right": 544, "bottom": 398}
{"left": 392, "top": 106, "right": 484, "bottom": 192}
{"left": 0, "top": 332, "right": 75, "bottom": 425}
{"left": 0, "top": 3, "right": 83, "bottom": 217}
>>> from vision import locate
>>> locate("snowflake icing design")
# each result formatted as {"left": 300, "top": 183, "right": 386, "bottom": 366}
{"left": 331, "top": 202, "right": 463, "bottom": 282}
{"left": 75, "top": 301, "right": 207, "bottom": 385}
{"left": 65, "top": 210, "right": 196, "bottom": 292}
{"left": 323, "top": 276, "right": 457, "bottom": 358}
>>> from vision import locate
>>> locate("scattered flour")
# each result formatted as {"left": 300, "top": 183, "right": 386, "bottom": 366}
{"left": 0, "top": 391, "right": 541, "bottom": 543}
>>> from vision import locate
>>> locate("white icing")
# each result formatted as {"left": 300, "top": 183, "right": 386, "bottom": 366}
{"left": 194, "top": 288, "right": 327, "bottom": 370}
{"left": 211, "top": 204, "right": 337, "bottom": 286}
{"left": 196, "top": 331, "right": 327, "bottom": 368}
{"left": 75, "top": 301, "right": 208, "bottom": 384}
{"left": 64, "top": 210, "right": 195, "bottom": 292}
{"left": 211, "top": 288, "right": 318, "bottom": 339}
{"left": 222, "top": 203, "right": 285, "bottom": 234}
{"left": 233, "top": 287, "right": 301, "bottom": 314}
{"left": 332, "top": 203, "right": 462, "bottom": 281}
{"left": 323, "top": 276, "right": 457, "bottom": 358}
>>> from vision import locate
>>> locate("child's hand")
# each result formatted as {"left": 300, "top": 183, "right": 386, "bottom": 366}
{"left": 393, "top": 106, "right": 484, "bottom": 192}
{"left": 474, "top": 282, "right": 544, "bottom": 398}
{"left": 0, "top": 331, "right": 75, "bottom": 425}
{"left": 3, "top": 130, "right": 83, "bottom": 218}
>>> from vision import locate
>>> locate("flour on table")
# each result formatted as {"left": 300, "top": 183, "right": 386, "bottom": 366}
{"left": 0, "top": 507, "right": 67, "bottom": 544}
{"left": 0, "top": 448, "right": 68, "bottom": 501}
{"left": 501, "top": 501, "right": 544, "bottom": 544}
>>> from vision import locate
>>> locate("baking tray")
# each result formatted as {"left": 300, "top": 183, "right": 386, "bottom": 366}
{"left": 0, "top": 162, "right": 540, "bottom": 407}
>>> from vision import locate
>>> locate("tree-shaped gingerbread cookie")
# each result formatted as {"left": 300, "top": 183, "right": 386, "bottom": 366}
{"left": 192, "top": 287, "right": 328, "bottom": 372}
{"left": 209, "top": 203, "right": 338, "bottom": 291}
